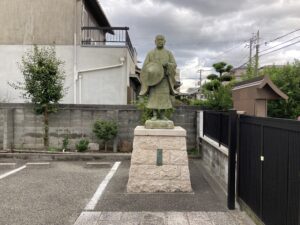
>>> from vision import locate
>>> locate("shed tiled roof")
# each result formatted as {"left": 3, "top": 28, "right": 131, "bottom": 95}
{"left": 232, "top": 75, "right": 288, "bottom": 100}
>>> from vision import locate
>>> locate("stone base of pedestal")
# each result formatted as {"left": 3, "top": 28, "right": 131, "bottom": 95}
{"left": 145, "top": 119, "right": 174, "bottom": 129}
{"left": 127, "top": 126, "right": 192, "bottom": 193}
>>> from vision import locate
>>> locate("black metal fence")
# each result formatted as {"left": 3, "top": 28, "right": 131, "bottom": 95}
{"left": 203, "top": 110, "right": 229, "bottom": 147}
{"left": 238, "top": 115, "right": 300, "bottom": 225}
{"left": 81, "top": 26, "right": 136, "bottom": 59}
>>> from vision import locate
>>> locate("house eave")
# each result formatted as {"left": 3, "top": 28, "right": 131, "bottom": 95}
{"left": 83, "top": 0, "right": 112, "bottom": 28}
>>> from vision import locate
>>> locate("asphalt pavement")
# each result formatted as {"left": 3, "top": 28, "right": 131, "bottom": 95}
{"left": 0, "top": 158, "right": 255, "bottom": 225}
{"left": 0, "top": 161, "right": 110, "bottom": 225}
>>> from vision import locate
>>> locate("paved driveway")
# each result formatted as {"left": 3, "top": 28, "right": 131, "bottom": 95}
{"left": 0, "top": 159, "right": 254, "bottom": 225}
{"left": 0, "top": 161, "right": 110, "bottom": 225}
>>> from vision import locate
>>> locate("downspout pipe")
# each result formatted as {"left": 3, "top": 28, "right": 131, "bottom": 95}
{"left": 73, "top": 33, "right": 77, "bottom": 104}
{"left": 73, "top": 0, "right": 79, "bottom": 103}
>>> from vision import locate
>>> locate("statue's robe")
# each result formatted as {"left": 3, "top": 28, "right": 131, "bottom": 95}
{"left": 140, "top": 48, "right": 177, "bottom": 109}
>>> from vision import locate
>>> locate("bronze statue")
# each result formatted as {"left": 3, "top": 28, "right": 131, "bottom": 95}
{"left": 140, "top": 35, "right": 177, "bottom": 121}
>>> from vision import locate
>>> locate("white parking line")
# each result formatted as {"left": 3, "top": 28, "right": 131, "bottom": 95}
{"left": 84, "top": 161, "right": 121, "bottom": 211}
{"left": 0, "top": 165, "right": 27, "bottom": 180}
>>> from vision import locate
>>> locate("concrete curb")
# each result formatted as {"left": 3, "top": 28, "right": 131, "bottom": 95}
{"left": 0, "top": 163, "right": 16, "bottom": 169}
{"left": 0, "top": 153, "right": 131, "bottom": 161}
{"left": 26, "top": 162, "right": 51, "bottom": 168}
{"left": 85, "top": 162, "right": 112, "bottom": 168}
{"left": 0, "top": 152, "right": 199, "bottom": 161}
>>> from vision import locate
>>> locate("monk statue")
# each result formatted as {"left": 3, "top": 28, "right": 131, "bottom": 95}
{"left": 140, "top": 35, "right": 177, "bottom": 128}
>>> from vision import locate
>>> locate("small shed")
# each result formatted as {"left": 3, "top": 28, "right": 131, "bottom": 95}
{"left": 232, "top": 75, "right": 288, "bottom": 117}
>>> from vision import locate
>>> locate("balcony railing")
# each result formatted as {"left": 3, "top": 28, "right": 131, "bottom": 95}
{"left": 81, "top": 26, "right": 136, "bottom": 59}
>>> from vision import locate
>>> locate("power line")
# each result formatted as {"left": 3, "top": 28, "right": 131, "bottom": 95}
{"left": 235, "top": 53, "right": 250, "bottom": 67}
{"left": 210, "top": 41, "right": 247, "bottom": 60}
{"left": 259, "top": 40, "right": 300, "bottom": 57}
{"left": 260, "top": 35, "right": 300, "bottom": 53}
{"left": 235, "top": 29, "right": 300, "bottom": 69}
{"left": 235, "top": 55, "right": 256, "bottom": 69}
{"left": 236, "top": 35, "right": 300, "bottom": 68}
{"left": 266, "top": 28, "right": 300, "bottom": 44}
{"left": 234, "top": 34, "right": 258, "bottom": 69}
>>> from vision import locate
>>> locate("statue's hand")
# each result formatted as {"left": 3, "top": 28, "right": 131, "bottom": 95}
{"left": 162, "top": 62, "right": 168, "bottom": 68}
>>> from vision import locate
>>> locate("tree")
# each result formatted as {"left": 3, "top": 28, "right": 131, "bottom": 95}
{"left": 10, "top": 46, "right": 66, "bottom": 149}
{"left": 201, "top": 83, "right": 233, "bottom": 110}
{"left": 263, "top": 60, "right": 300, "bottom": 119}
{"left": 245, "top": 61, "right": 255, "bottom": 79}
{"left": 191, "top": 77, "right": 234, "bottom": 110}
{"left": 192, "top": 62, "right": 235, "bottom": 110}
{"left": 212, "top": 61, "right": 233, "bottom": 77}
{"left": 202, "top": 79, "right": 221, "bottom": 91}
{"left": 219, "top": 74, "right": 233, "bottom": 82}
{"left": 206, "top": 74, "right": 219, "bottom": 80}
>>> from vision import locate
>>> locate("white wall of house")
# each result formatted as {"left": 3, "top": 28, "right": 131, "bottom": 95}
{"left": 0, "top": 45, "right": 74, "bottom": 103}
{"left": 77, "top": 47, "right": 132, "bottom": 104}
{"left": 0, "top": 45, "right": 135, "bottom": 105}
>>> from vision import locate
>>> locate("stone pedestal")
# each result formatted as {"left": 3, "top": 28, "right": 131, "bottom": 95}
{"left": 127, "top": 126, "right": 192, "bottom": 193}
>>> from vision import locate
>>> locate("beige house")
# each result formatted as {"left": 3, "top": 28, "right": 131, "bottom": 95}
{"left": 0, "top": 0, "right": 139, "bottom": 104}
{"left": 230, "top": 66, "right": 247, "bottom": 81}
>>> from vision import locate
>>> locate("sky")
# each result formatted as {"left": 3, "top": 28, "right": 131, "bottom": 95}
{"left": 100, "top": 0, "right": 300, "bottom": 90}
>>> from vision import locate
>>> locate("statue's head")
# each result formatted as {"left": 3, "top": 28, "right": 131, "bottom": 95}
{"left": 155, "top": 35, "right": 166, "bottom": 49}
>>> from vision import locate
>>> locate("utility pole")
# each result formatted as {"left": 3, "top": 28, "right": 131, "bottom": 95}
{"left": 246, "top": 33, "right": 255, "bottom": 77}
{"left": 198, "top": 69, "right": 202, "bottom": 89}
{"left": 196, "top": 69, "right": 203, "bottom": 100}
{"left": 255, "top": 30, "right": 260, "bottom": 76}
{"left": 249, "top": 35, "right": 253, "bottom": 68}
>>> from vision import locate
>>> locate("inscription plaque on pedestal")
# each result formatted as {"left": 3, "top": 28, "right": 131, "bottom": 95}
{"left": 157, "top": 149, "right": 163, "bottom": 166}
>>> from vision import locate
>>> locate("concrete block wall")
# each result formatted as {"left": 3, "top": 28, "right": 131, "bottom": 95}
{"left": 201, "top": 138, "right": 228, "bottom": 190}
{"left": 3, "top": 108, "right": 14, "bottom": 150}
{"left": 0, "top": 103, "right": 200, "bottom": 152}
{"left": 0, "top": 109, "right": 4, "bottom": 149}
{"left": 197, "top": 110, "right": 229, "bottom": 190}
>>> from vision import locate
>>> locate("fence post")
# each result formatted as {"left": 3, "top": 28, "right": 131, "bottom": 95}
{"left": 227, "top": 110, "right": 237, "bottom": 209}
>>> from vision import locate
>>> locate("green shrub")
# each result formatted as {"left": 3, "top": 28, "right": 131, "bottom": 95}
{"left": 173, "top": 96, "right": 190, "bottom": 106}
{"left": 202, "top": 80, "right": 221, "bottom": 91}
{"left": 135, "top": 96, "right": 174, "bottom": 123}
{"left": 62, "top": 137, "right": 69, "bottom": 151}
{"left": 219, "top": 74, "right": 233, "bottom": 82}
{"left": 187, "top": 148, "right": 199, "bottom": 156}
{"left": 135, "top": 96, "right": 153, "bottom": 124}
{"left": 93, "top": 120, "right": 118, "bottom": 151}
{"left": 264, "top": 61, "right": 300, "bottom": 119}
{"left": 76, "top": 139, "right": 89, "bottom": 152}
{"left": 48, "top": 146, "right": 61, "bottom": 152}
{"left": 189, "top": 99, "right": 202, "bottom": 106}
{"left": 201, "top": 83, "right": 233, "bottom": 110}
{"left": 207, "top": 74, "right": 219, "bottom": 80}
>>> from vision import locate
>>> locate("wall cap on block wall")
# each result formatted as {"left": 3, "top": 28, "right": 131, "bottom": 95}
{"left": 134, "top": 126, "right": 186, "bottom": 136}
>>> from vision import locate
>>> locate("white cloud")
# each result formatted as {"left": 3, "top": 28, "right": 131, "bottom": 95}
{"left": 101, "top": 0, "right": 300, "bottom": 89}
